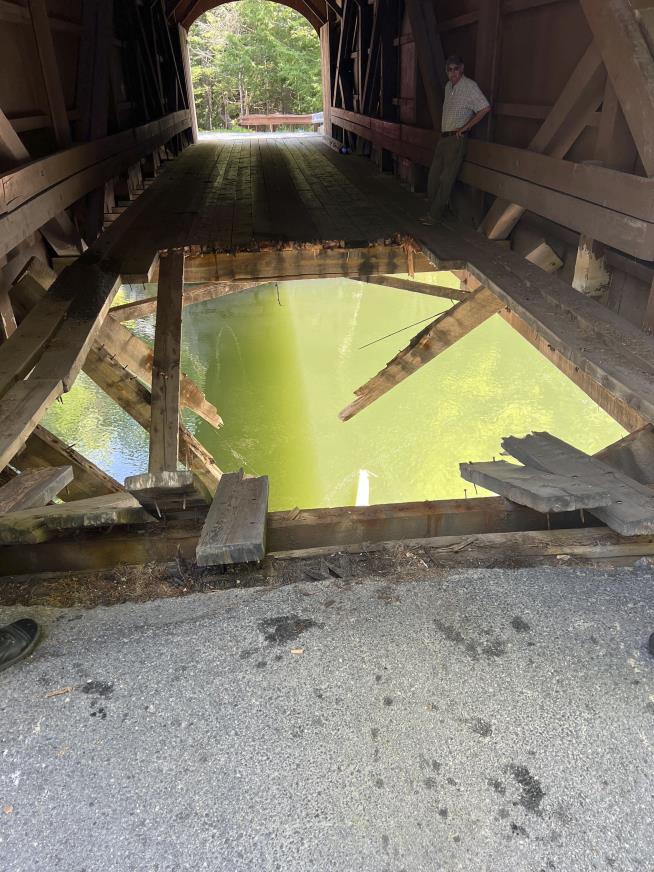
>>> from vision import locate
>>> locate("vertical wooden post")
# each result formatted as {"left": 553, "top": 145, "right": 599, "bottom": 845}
{"left": 149, "top": 249, "right": 185, "bottom": 474}
{"left": 572, "top": 234, "right": 610, "bottom": 297}
{"left": 178, "top": 25, "right": 199, "bottom": 142}
{"left": 320, "top": 22, "right": 333, "bottom": 138}
{"left": 28, "top": 0, "right": 72, "bottom": 148}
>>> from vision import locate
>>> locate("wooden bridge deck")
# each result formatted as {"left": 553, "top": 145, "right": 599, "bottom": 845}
{"left": 1, "top": 133, "right": 654, "bottom": 484}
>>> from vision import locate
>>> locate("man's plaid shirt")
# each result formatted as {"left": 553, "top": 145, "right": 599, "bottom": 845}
{"left": 441, "top": 76, "right": 490, "bottom": 133}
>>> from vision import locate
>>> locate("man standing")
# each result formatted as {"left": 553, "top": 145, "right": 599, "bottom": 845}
{"left": 420, "top": 55, "right": 490, "bottom": 224}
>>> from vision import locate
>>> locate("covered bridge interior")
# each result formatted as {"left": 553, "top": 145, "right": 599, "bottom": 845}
{"left": 1, "top": 0, "right": 654, "bottom": 578}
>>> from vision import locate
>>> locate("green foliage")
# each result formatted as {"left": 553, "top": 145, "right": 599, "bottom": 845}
{"left": 189, "top": 2, "right": 322, "bottom": 131}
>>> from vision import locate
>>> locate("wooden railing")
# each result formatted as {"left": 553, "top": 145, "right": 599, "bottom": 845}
{"left": 0, "top": 110, "right": 192, "bottom": 261}
{"left": 330, "top": 107, "right": 654, "bottom": 260}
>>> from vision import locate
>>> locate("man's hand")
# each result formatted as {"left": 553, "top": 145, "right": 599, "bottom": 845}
{"left": 455, "top": 127, "right": 468, "bottom": 138}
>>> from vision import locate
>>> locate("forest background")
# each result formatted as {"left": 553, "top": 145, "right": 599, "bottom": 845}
{"left": 189, "top": 2, "right": 323, "bottom": 131}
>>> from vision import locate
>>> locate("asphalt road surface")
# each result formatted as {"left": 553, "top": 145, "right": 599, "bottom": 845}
{"left": 1, "top": 566, "right": 653, "bottom": 871}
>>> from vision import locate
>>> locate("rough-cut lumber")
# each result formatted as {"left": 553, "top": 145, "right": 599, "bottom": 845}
{"left": 580, "top": 0, "right": 654, "bottom": 177}
{"left": 459, "top": 460, "right": 613, "bottom": 514}
{"left": 504, "top": 432, "right": 654, "bottom": 535}
{"left": 81, "top": 344, "right": 221, "bottom": 496}
{"left": 339, "top": 285, "right": 503, "bottom": 421}
{"left": 501, "top": 308, "right": 649, "bottom": 433}
{"left": 125, "top": 470, "right": 212, "bottom": 517}
{"left": 28, "top": 0, "right": 72, "bottom": 149}
{"left": 110, "top": 280, "right": 270, "bottom": 321}
{"left": 404, "top": 0, "right": 446, "bottom": 129}
{"left": 269, "top": 526, "right": 654, "bottom": 567}
{"left": 362, "top": 274, "right": 468, "bottom": 301}
{"left": 9, "top": 261, "right": 221, "bottom": 495}
{"left": 14, "top": 426, "right": 123, "bottom": 501}
{"left": 594, "top": 425, "right": 654, "bottom": 485}
{"left": 480, "top": 43, "right": 606, "bottom": 240}
{"left": 149, "top": 250, "right": 185, "bottom": 473}
{"left": 0, "top": 495, "right": 583, "bottom": 572}
{"left": 0, "top": 493, "right": 155, "bottom": 545}
{"left": 0, "top": 465, "right": 73, "bottom": 515}
{"left": 15, "top": 258, "right": 222, "bottom": 429}
{"left": 197, "top": 471, "right": 269, "bottom": 566}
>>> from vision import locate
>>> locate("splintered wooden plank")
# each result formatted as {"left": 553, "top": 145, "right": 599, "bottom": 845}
{"left": 16, "top": 426, "right": 123, "bottom": 501}
{"left": 0, "top": 493, "right": 155, "bottom": 545}
{"left": 594, "top": 425, "right": 654, "bottom": 485}
{"left": 125, "top": 470, "right": 212, "bottom": 517}
{"left": 339, "top": 286, "right": 503, "bottom": 421}
{"left": 459, "top": 460, "right": 613, "bottom": 514}
{"left": 149, "top": 250, "right": 185, "bottom": 473}
{"left": 197, "top": 471, "right": 269, "bottom": 566}
{"left": 504, "top": 432, "right": 654, "bottom": 535}
{"left": 0, "top": 465, "right": 73, "bottom": 515}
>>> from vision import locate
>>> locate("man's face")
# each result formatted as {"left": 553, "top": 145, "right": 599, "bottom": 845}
{"left": 447, "top": 64, "right": 463, "bottom": 85}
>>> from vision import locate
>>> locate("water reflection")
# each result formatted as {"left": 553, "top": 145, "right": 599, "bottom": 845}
{"left": 44, "top": 276, "right": 625, "bottom": 511}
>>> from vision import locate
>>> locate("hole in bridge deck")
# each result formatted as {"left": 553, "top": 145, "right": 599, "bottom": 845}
{"left": 43, "top": 271, "right": 624, "bottom": 512}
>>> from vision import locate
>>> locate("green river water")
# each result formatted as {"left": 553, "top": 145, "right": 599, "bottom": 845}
{"left": 44, "top": 276, "right": 625, "bottom": 511}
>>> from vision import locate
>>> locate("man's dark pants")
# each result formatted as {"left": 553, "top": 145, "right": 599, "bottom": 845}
{"left": 427, "top": 135, "right": 467, "bottom": 219}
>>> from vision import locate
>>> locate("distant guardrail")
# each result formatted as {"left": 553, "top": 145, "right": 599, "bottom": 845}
{"left": 238, "top": 112, "right": 324, "bottom": 131}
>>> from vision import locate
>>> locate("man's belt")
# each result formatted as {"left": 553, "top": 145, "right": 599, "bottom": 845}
{"left": 441, "top": 130, "right": 466, "bottom": 138}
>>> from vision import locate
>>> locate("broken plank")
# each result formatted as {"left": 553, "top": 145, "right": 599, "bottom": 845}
{"left": 459, "top": 460, "right": 612, "bottom": 514}
{"left": 0, "top": 465, "right": 73, "bottom": 514}
{"left": 14, "top": 425, "right": 124, "bottom": 501}
{"left": 504, "top": 432, "right": 654, "bottom": 535}
{"left": 339, "top": 285, "right": 503, "bottom": 421}
{"left": 197, "top": 471, "right": 269, "bottom": 566}
{"left": 593, "top": 425, "right": 654, "bottom": 486}
{"left": 0, "top": 492, "right": 155, "bottom": 545}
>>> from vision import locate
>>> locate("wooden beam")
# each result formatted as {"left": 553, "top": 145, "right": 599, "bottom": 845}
{"left": 0, "top": 494, "right": 590, "bottom": 575}
{"left": 125, "top": 469, "right": 211, "bottom": 516}
{"left": 580, "top": 0, "right": 654, "bottom": 177}
{"left": 28, "top": 0, "right": 72, "bottom": 148}
{"left": 149, "top": 250, "right": 185, "bottom": 473}
{"left": 0, "top": 110, "right": 192, "bottom": 261}
{"left": 480, "top": 43, "right": 606, "bottom": 240}
{"left": 501, "top": 308, "right": 648, "bottom": 433}
{"left": 12, "top": 258, "right": 222, "bottom": 429}
{"left": 339, "top": 286, "right": 504, "bottom": 421}
{"left": 14, "top": 425, "right": 124, "bottom": 501}
{"left": 404, "top": 0, "right": 445, "bottom": 129}
{"left": 594, "top": 425, "right": 654, "bottom": 485}
{"left": 142, "top": 245, "right": 437, "bottom": 286}
{"left": 110, "top": 279, "right": 270, "bottom": 321}
{"left": 197, "top": 471, "right": 269, "bottom": 566}
{"left": 459, "top": 460, "right": 612, "bottom": 514}
{"left": 0, "top": 465, "right": 73, "bottom": 515}
{"left": 361, "top": 274, "right": 468, "bottom": 301}
{"left": 0, "top": 493, "right": 155, "bottom": 546}
{"left": 504, "top": 432, "right": 654, "bottom": 535}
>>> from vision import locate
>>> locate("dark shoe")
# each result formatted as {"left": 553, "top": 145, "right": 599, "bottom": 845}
{"left": 0, "top": 619, "right": 41, "bottom": 673}
{"left": 418, "top": 214, "right": 435, "bottom": 226}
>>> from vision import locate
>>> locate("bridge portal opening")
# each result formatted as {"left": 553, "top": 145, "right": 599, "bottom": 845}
{"left": 188, "top": 2, "right": 323, "bottom": 133}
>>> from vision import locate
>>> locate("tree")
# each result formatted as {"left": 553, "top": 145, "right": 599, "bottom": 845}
{"left": 189, "top": 1, "right": 322, "bottom": 130}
